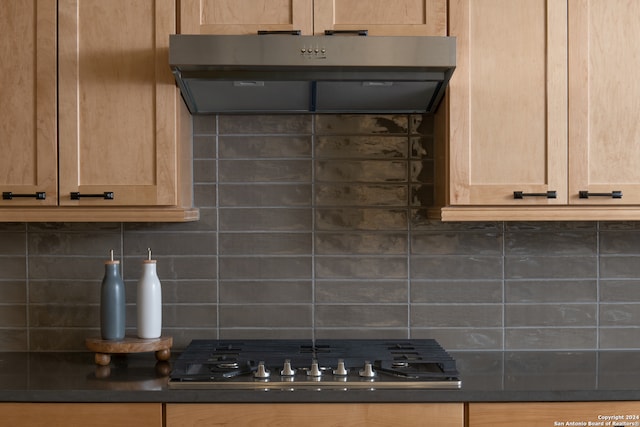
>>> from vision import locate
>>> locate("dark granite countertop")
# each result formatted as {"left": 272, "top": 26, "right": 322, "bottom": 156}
{"left": 2, "top": 351, "right": 640, "bottom": 403}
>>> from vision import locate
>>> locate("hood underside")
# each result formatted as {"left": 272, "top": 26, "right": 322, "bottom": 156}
{"left": 169, "top": 34, "right": 456, "bottom": 114}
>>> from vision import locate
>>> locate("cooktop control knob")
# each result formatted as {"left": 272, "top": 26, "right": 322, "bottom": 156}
{"left": 280, "top": 359, "right": 296, "bottom": 376}
{"left": 359, "top": 361, "right": 377, "bottom": 378}
{"left": 333, "top": 359, "right": 348, "bottom": 376}
{"left": 307, "top": 359, "right": 322, "bottom": 377}
{"left": 254, "top": 361, "right": 270, "bottom": 379}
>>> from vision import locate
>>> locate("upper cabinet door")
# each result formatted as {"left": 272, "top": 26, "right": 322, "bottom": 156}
{"left": 180, "top": 0, "right": 313, "bottom": 34}
{"left": 58, "top": 0, "right": 180, "bottom": 206}
{"left": 0, "top": 0, "right": 57, "bottom": 206}
{"left": 313, "top": 0, "right": 446, "bottom": 35}
{"left": 568, "top": 0, "right": 640, "bottom": 205}
{"left": 448, "top": 0, "right": 568, "bottom": 205}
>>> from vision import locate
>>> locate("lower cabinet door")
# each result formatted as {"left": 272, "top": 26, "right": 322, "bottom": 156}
{"left": 166, "top": 403, "right": 464, "bottom": 427}
{"left": 469, "top": 402, "right": 640, "bottom": 427}
{"left": 0, "top": 403, "right": 162, "bottom": 427}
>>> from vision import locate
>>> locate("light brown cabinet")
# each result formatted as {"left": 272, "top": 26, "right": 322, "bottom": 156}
{"left": 0, "top": 403, "right": 162, "bottom": 427}
{"left": 0, "top": 0, "right": 197, "bottom": 222}
{"left": 442, "top": 0, "right": 640, "bottom": 221}
{"left": 166, "top": 403, "right": 464, "bottom": 427}
{"left": 180, "top": 0, "right": 446, "bottom": 36}
{"left": 0, "top": 0, "right": 57, "bottom": 207}
{"left": 468, "top": 401, "right": 640, "bottom": 427}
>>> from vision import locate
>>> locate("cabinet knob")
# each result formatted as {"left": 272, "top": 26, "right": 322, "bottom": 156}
{"left": 578, "top": 190, "right": 622, "bottom": 199}
{"left": 70, "top": 192, "right": 114, "bottom": 200}
{"left": 513, "top": 191, "right": 557, "bottom": 199}
{"left": 2, "top": 191, "right": 46, "bottom": 200}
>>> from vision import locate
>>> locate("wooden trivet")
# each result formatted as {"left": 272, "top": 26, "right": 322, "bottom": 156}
{"left": 85, "top": 335, "right": 173, "bottom": 366}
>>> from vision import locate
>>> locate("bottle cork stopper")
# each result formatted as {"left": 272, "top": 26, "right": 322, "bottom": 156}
{"left": 144, "top": 247, "right": 156, "bottom": 263}
{"left": 105, "top": 249, "right": 119, "bottom": 265}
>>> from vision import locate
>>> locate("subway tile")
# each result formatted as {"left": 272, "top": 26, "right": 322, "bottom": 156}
{"left": 193, "top": 135, "right": 216, "bottom": 158}
{"left": 219, "top": 305, "right": 312, "bottom": 328}
{"left": 409, "top": 115, "right": 434, "bottom": 135}
{"left": 411, "top": 231, "right": 502, "bottom": 255}
{"left": 192, "top": 115, "right": 215, "bottom": 135}
{"left": 219, "top": 208, "right": 312, "bottom": 231}
{"left": 29, "top": 328, "right": 94, "bottom": 351}
{"left": 505, "top": 231, "right": 597, "bottom": 256}
{"left": 193, "top": 159, "right": 216, "bottom": 183}
{"left": 315, "top": 280, "right": 408, "bottom": 303}
{"left": 160, "top": 280, "right": 217, "bottom": 304}
{"left": 506, "top": 304, "right": 596, "bottom": 327}
{"left": 600, "top": 303, "right": 640, "bottom": 326}
{"left": 410, "top": 161, "right": 433, "bottom": 184}
{"left": 315, "top": 232, "right": 407, "bottom": 255}
{"left": 411, "top": 256, "right": 503, "bottom": 280}
{"left": 218, "top": 115, "right": 311, "bottom": 134}
{"left": 29, "top": 280, "right": 100, "bottom": 304}
{"left": 220, "top": 281, "right": 312, "bottom": 304}
{"left": 410, "top": 136, "right": 434, "bottom": 160}
{"left": 600, "top": 255, "right": 640, "bottom": 279}
{"left": 600, "top": 230, "right": 640, "bottom": 254}
{"left": 315, "top": 183, "right": 408, "bottom": 206}
{"left": 505, "top": 221, "right": 596, "bottom": 232}
{"left": 219, "top": 256, "right": 311, "bottom": 280}
{"left": 315, "top": 328, "right": 408, "bottom": 340}
{"left": 220, "top": 159, "right": 312, "bottom": 183}
{"left": 27, "top": 223, "right": 121, "bottom": 233}
{"left": 411, "top": 280, "right": 502, "bottom": 303}
{"left": 219, "top": 136, "right": 311, "bottom": 158}
{"left": 193, "top": 184, "right": 216, "bottom": 209}
{"left": 148, "top": 256, "right": 217, "bottom": 280}
{"left": 123, "top": 232, "right": 216, "bottom": 257}
{"left": 0, "top": 329, "right": 28, "bottom": 351}
{"left": 219, "top": 329, "right": 312, "bottom": 340}
{"left": 315, "top": 115, "right": 408, "bottom": 134}
{"left": 506, "top": 280, "right": 597, "bottom": 303}
{"left": 0, "top": 305, "right": 26, "bottom": 327}
{"left": 219, "top": 232, "right": 311, "bottom": 255}
{"left": 411, "top": 219, "right": 503, "bottom": 232}
{"left": 411, "top": 328, "right": 503, "bottom": 350}
{"left": 315, "top": 305, "right": 407, "bottom": 327}
{"left": 315, "top": 136, "right": 408, "bottom": 159}
{"left": 0, "top": 232, "right": 25, "bottom": 255}
{"left": 0, "top": 223, "right": 26, "bottom": 232}
{"left": 599, "top": 327, "right": 640, "bottom": 349}
{"left": 505, "top": 256, "right": 596, "bottom": 279}
{"left": 410, "top": 184, "right": 434, "bottom": 207}
{"left": 315, "top": 256, "right": 407, "bottom": 279}
{"left": 0, "top": 280, "right": 26, "bottom": 303}
{"left": 505, "top": 328, "right": 597, "bottom": 350}
{"left": 28, "top": 232, "right": 121, "bottom": 256}
{"left": 411, "top": 304, "right": 502, "bottom": 327}
{"left": 219, "top": 183, "right": 312, "bottom": 207}
{"left": 315, "top": 208, "right": 408, "bottom": 231}
{"left": 163, "top": 304, "right": 217, "bottom": 328}
{"left": 600, "top": 280, "right": 640, "bottom": 302}
{"left": 315, "top": 160, "right": 408, "bottom": 183}
{"left": 30, "top": 305, "right": 97, "bottom": 327}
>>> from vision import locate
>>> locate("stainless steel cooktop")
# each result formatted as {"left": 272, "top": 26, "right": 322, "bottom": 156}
{"left": 169, "top": 339, "right": 461, "bottom": 390}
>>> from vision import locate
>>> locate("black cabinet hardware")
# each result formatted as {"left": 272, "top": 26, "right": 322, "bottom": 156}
{"left": 513, "top": 191, "right": 557, "bottom": 199}
{"left": 2, "top": 191, "right": 46, "bottom": 200}
{"left": 257, "top": 30, "right": 301, "bottom": 35}
{"left": 324, "top": 29, "right": 368, "bottom": 36}
{"left": 70, "top": 192, "right": 114, "bottom": 200}
{"left": 579, "top": 190, "right": 622, "bottom": 199}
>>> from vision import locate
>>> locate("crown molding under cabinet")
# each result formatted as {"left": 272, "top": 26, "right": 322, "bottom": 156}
{"left": 436, "top": 206, "right": 640, "bottom": 222}
{"left": 0, "top": 207, "right": 199, "bottom": 223}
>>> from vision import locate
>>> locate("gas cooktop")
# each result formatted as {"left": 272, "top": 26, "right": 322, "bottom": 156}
{"left": 169, "top": 339, "right": 461, "bottom": 390}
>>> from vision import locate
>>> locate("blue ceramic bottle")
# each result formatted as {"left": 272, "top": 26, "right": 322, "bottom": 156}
{"left": 100, "top": 250, "right": 125, "bottom": 341}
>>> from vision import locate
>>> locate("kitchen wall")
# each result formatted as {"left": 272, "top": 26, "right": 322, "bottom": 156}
{"left": 1, "top": 114, "right": 640, "bottom": 352}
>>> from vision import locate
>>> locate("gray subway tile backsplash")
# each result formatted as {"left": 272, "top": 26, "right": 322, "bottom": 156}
{"left": 4, "top": 114, "right": 640, "bottom": 352}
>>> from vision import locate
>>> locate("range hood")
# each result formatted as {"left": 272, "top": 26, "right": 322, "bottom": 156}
{"left": 169, "top": 34, "right": 455, "bottom": 114}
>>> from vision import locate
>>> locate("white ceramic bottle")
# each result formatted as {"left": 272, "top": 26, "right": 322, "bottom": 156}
{"left": 137, "top": 248, "right": 162, "bottom": 339}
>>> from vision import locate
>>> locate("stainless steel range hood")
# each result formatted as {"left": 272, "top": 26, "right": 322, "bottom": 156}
{"left": 169, "top": 34, "right": 455, "bottom": 114}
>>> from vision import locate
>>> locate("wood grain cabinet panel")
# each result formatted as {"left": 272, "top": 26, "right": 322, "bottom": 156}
{"left": 166, "top": 403, "right": 464, "bottom": 427}
{"left": 469, "top": 401, "right": 640, "bottom": 427}
{"left": 179, "top": 0, "right": 445, "bottom": 35}
{"left": 0, "top": 403, "right": 162, "bottom": 427}
{"left": 443, "top": 0, "right": 640, "bottom": 220}
{"left": 0, "top": 0, "right": 57, "bottom": 207}
{"left": 0, "top": 0, "right": 197, "bottom": 221}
